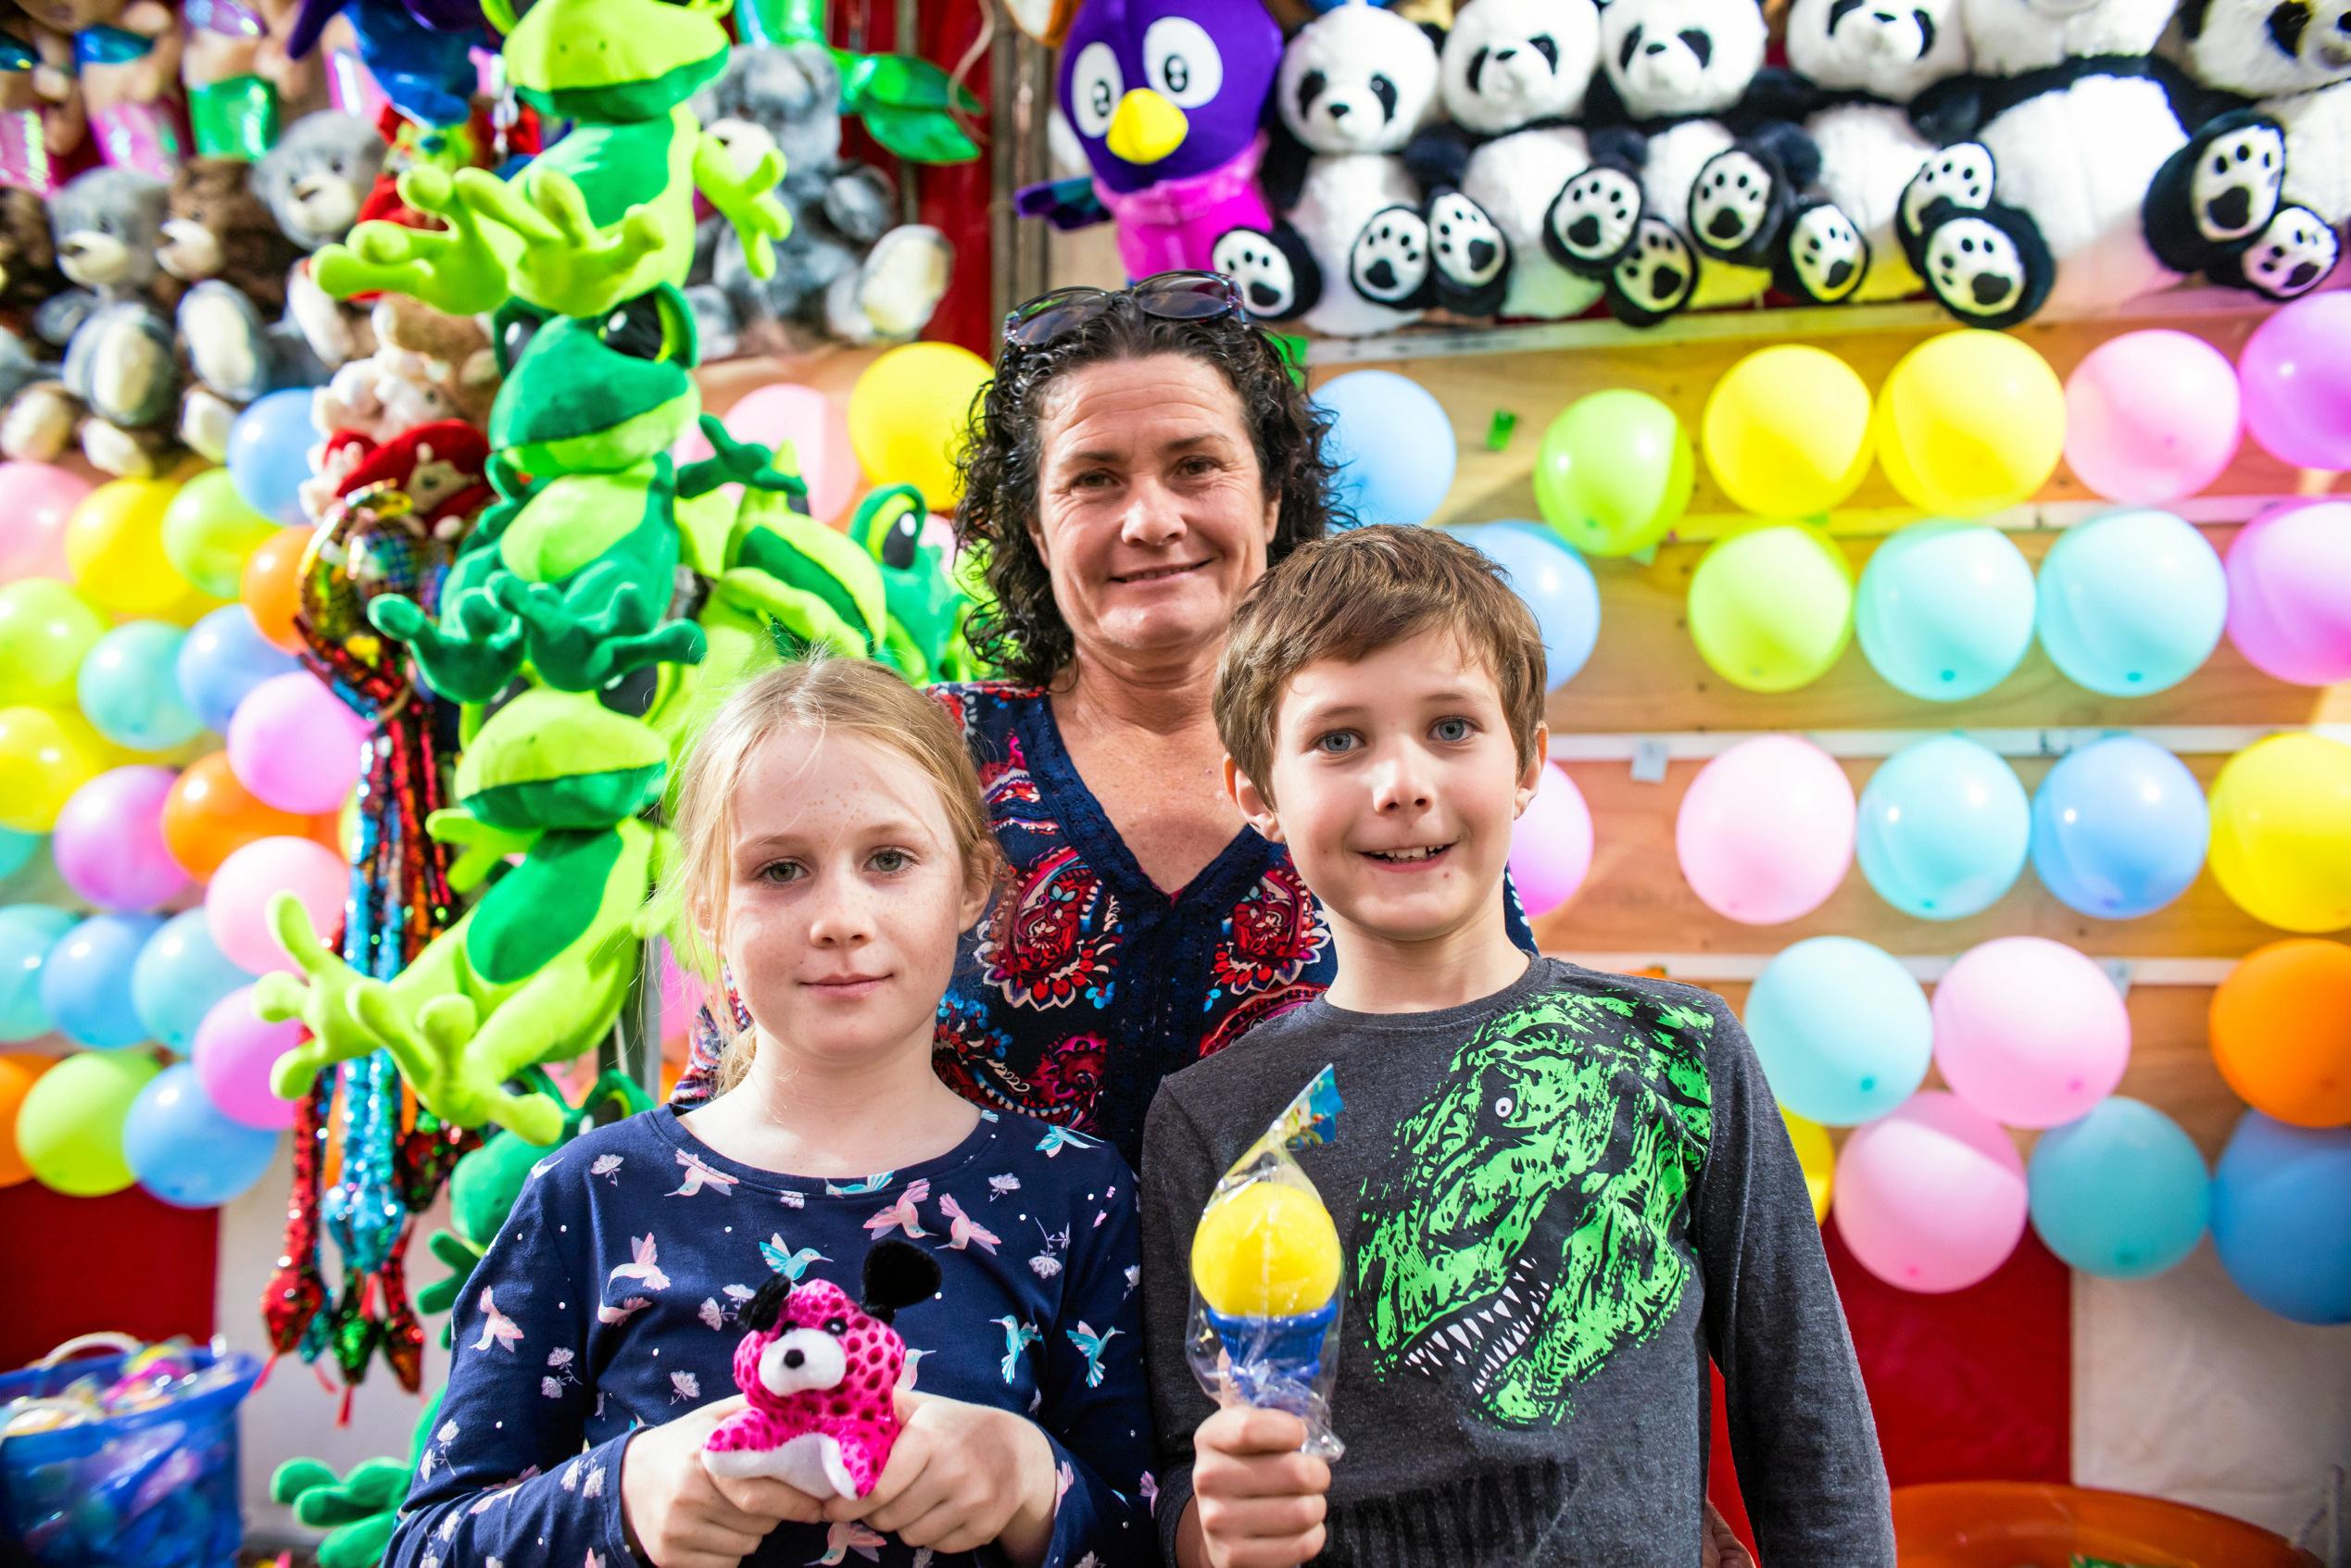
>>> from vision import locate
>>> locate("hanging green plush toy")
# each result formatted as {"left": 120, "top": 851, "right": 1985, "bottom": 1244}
{"left": 848, "top": 483, "right": 982, "bottom": 684}
{"left": 314, "top": 0, "right": 789, "bottom": 319}
{"left": 271, "top": 1396, "right": 441, "bottom": 1568}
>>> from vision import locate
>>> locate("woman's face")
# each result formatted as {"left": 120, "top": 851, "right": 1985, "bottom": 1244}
{"left": 1028, "top": 353, "right": 1281, "bottom": 671}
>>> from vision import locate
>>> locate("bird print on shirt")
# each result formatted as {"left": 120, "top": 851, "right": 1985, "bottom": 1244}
{"left": 1067, "top": 1323, "right": 1120, "bottom": 1388}
{"left": 863, "top": 1178, "right": 931, "bottom": 1239}
{"left": 937, "top": 1192, "right": 1001, "bottom": 1253}
{"left": 761, "top": 1235, "right": 829, "bottom": 1280}
{"left": 809, "top": 1519, "right": 885, "bottom": 1564}
{"left": 824, "top": 1171, "right": 895, "bottom": 1197}
{"left": 610, "top": 1234, "right": 670, "bottom": 1291}
{"left": 991, "top": 1315, "right": 1043, "bottom": 1383}
{"left": 667, "top": 1148, "right": 739, "bottom": 1198}
{"left": 472, "top": 1287, "right": 523, "bottom": 1352}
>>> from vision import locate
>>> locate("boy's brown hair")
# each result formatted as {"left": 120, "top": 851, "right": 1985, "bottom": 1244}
{"left": 1214, "top": 523, "right": 1548, "bottom": 801}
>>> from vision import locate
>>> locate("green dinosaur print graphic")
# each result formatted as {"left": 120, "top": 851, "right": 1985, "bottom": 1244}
{"left": 1354, "top": 989, "right": 1716, "bottom": 1427}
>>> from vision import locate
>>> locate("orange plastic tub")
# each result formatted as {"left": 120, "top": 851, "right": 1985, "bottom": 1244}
{"left": 1893, "top": 1482, "right": 2323, "bottom": 1568}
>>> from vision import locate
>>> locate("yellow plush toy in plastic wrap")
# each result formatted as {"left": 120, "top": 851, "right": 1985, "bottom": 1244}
{"left": 1186, "top": 1066, "right": 1347, "bottom": 1460}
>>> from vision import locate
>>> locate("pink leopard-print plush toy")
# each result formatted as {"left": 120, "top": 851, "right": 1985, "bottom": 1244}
{"left": 702, "top": 1239, "right": 942, "bottom": 1499}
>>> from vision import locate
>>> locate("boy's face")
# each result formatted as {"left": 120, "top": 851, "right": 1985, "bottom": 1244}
{"left": 1230, "top": 628, "right": 1544, "bottom": 949}
{"left": 714, "top": 729, "right": 988, "bottom": 1072}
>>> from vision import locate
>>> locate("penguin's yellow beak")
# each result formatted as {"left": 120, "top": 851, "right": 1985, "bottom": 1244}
{"left": 1105, "top": 87, "right": 1188, "bottom": 164}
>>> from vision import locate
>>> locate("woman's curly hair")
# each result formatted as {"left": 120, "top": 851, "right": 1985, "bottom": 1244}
{"left": 954, "top": 296, "right": 1345, "bottom": 686}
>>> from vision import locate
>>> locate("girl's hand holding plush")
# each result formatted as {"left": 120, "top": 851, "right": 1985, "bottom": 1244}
{"left": 826, "top": 1389, "right": 1062, "bottom": 1564}
{"left": 620, "top": 1394, "right": 825, "bottom": 1568}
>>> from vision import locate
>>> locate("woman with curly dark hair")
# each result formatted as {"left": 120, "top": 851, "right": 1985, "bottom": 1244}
{"left": 675, "top": 271, "right": 1531, "bottom": 1166}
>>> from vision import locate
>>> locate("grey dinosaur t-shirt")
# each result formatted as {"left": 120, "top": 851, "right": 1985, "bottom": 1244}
{"left": 1138, "top": 956, "right": 1894, "bottom": 1567}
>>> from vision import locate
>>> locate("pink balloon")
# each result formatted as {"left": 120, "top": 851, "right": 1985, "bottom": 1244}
{"left": 657, "top": 937, "right": 705, "bottom": 1043}
{"left": 1833, "top": 1090, "right": 2028, "bottom": 1293}
{"left": 206, "top": 834, "right": 346, "bottom": 975}
{"left": 2239, "top": 293, "right": 2351, "bottom": 470}
{"left": 2225, "top": 500, "right": 2351, "bottom": 685}
{"left": 2063, "top": 330, "right": 2241, "bottom": 504}
{"left": 226, "top": 671, "right": 371, "bottom": 814}
{"left": 1676, "top": 736, "right": 1855, "bottom": 924}
{"left": 1932, "top": 936, "right": 2131, "bottom": 1128}
{"left": 52, "top": 766, "right": 190, "bottom": 911}
{"left": 1508, "top": 761, "right": 1594, "bottom": 919}
{"left": 0, "top": 462, "right": 94, "bottom": 580}
{"left": 191, "top": 984, "right": 301, "bottom": 1129}
{"left": 677, "top": 384, "right": 863, "bottom": 522}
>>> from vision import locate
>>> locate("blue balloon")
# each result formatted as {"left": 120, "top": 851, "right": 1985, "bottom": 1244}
{"left": 39, "top": 912, "right": 165, "bottom": 1048}
{"left": 2030, "top": 736, "right": 2208, "bottom": 920}
{"left": 2029, "top": 1097, "right": 2209, "bottom": 1279}
{"left": 0, "top": 828, "right": 40, "bottom": 882}
{"left": 0, "top": 904, "right": 78, "bottom": 1043}
{"left": 2211, "top": 1111, "right": 2351, "bottom": 1324}
{"left": 225, "top": 387, "right": 321, "bottom": 525}
{"left": 1744, "top": 935, "right": 1933, "bottom": 1125}
{"left": 1316, "top": 370, "right": 1459, "bottom": 528}
{"left": 77, "top": 621, "right": 202, "bottom": 752}
{"left": 1855, "top": 735, "right": 2030, "bottom": 920}
{"left": 1856, "top": 521, "right": 2037, "bottom": 701}
{"left": 2037, "top": 509, "right": 2227, "bottom": 696}
{"left": 132, "top": 909, "right": 256, "bottom": 1053}
{"left": 175, "top": 605, "right": 300, "bottom": 733}
{"left": 1449, "top": 521, "right": 1603, "bottom": 687}
{"left": 124, "top": 1061, "right": 281, "bottom": 1208}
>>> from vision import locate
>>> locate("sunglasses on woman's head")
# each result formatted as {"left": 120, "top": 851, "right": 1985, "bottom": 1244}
{"left": 1000, "top": 270, "right": 1249, "bottom": 353}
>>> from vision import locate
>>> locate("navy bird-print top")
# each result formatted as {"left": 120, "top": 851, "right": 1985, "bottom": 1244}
{"left": 385, "top": 1105, "right": 1153, "bottom": 1568}
{"left": 676, "top": 681, "right": 1537, "bottom": 1169}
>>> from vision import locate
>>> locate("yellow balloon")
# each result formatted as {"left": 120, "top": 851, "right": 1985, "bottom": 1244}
{"left": 847, "top": 343, "right": 993, "bottom": 511}
{"left": 0, "top": 577, "right": 106, "bottom": 706}
{"left": 1875, "top": 331, "right": 2065, "bottom": 516}
{"left": 2209, "top": 733, "right": 2351, "bottom": 934}
{"left": 1703, "top": 345, "right": 1873, "bottom": 518}
{"left": 66, "top": 478, "right": 192, "bottom": 616}
{"left": 0, "top": 706, "right": 118, "bottom": 832}
{"left": 1191, "top": 1179, "right": 1343, "bottom": 1317}
{"left": 1780, "top": 1107, "right": 1834, "bottom": 1223}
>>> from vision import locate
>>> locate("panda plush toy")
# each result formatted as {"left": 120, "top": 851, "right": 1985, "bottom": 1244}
{"left": 1402, "top": 0, "right": 1647, "bottom": 320}
{"left": 1895, "top": 0, "right": 2338, "bottom": 325}
{"left": 1775, "top": 0, "right": 1973, "bottom": 304}
{"left": 1213, "top": 1, "right": 1508, "bottom": 335}
{"left": 1585, "top": 0, "right": 1826, "bottom": 325}
{"left": 2172, "top": 0, "right": 2351, "bottom": 242}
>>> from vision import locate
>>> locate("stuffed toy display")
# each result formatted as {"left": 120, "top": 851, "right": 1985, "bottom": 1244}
{"left": 166, "top": 156, "right": 327, "bottom": 458}
{"left": 703, "top": 1240, "right": 944, "bottom": 1499}
{"left": 1020, "top": 0, "right": 1284, "bottom": 280}
{"left": 16, "top": 0, "right": 187, "bottom": 177}
{"left": 684, "top": 42, "right": 952, "bottom": 357}
{"left": 1774, "top": 0, "right": 1973, "bottom": 304}
{"left": 302, "top": 293, "right": 497, "bottom": 518}
{"left": 1407, "top": 0, "right": 1643, "bottom": 320}
{"left": 1894, "top": 0, "right": 2338, "bottom": 326}
{"left": 2173, "top": 0, "right": 2351, "bottom": 237}
{"left": 258, "top": 110, "right": 391, "bottom": 370}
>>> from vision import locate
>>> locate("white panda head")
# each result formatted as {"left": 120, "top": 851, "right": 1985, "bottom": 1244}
{"left": 1960, "top": 0, "right": 2179, "bottom": 71}
{"left": 1785, "top": 0, "right": 1972, "bottom": 96}
{"left": 1440, "top": 0, "right": 1602, "bottom": 132}
{"left": 2177, "top": 0, "right": 2351, "bottom": 94}
{"left": 1596, "top": 0, "right": 1769, "bottom": 119}
{"left": 1278, "top": 3, "right": 1442, "bottom": 155}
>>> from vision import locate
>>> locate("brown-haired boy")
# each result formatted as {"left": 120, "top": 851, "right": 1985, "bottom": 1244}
{"left": 1138, "top": 525, "right": 1893, "bottom": 1566}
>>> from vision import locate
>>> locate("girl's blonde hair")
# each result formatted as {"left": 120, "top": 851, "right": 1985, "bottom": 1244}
{"left": 656, "top": 655, "right": 1000, "bottom": 1091}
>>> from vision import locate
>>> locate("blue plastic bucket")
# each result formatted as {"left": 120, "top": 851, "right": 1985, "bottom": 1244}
{"left": 0, "top": 1345, "right": 260, "bottom": 1568}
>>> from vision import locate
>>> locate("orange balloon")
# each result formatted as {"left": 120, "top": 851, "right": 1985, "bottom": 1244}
{"left": 162, "top": 750, "right": 310, "bottom": 879}
{"left": 241, "top": 527, "right": 312, "bottom": 654}
{"left": 2211, "top": 939, "right": 2351, "bottom": 1128}
{"left": 0, "top": 1051, "right": 55, "bottom": 1187}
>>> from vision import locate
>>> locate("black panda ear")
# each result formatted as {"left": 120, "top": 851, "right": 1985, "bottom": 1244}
{"left": 861, "top": 1240, "right": 942, "bottom": 1324}
{"left": 2266, "top": 0, "right": 2313, "bottom": 57}
{"left": 1419, "top": 19, "right": 1449, "bottom": 52}
{"left": 2176, "top": 0, "right": 2218, "bottom": 34}
{"left": 743, "top": 1273, "right": 793, "bottom": 1334}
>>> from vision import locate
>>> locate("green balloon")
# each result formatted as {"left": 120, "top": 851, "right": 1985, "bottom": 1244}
{"left": 163, "top": 470, "right": 280, "bottom": 600}
{"left": 19, "top": 1048, "right": 160, "bottom": 1197}
{"left": 0, "top": 577, "right": 107, "bottom": 706}
{"left": 1532, "top": 390, "right": 1694, "bottom": 557}
{"left": 1688, "top": 522, "right": 1855, "bottom": 693}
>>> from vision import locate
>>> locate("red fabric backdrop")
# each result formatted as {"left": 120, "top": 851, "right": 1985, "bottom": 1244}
{"left": 0, "top": 1181, "right": 219, "bottom": 1370}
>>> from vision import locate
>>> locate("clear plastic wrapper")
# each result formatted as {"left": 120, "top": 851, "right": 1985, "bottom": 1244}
{"left": 1185, "top": 1065, "right": 1347, "bottom": 1461}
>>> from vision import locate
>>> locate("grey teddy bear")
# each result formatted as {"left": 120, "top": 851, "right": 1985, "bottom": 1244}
{"left": 685, "top": 43, "right": 952, "bottom": 358}
{"left": 255, "top": 110, "right": 389, "bottom": 370}
{"left": 0, "top": 167, "right": 182, "bottom": 477}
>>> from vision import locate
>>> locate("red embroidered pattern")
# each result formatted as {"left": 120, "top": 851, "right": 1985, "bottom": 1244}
{"left": 976, "top": 846, "right": 1121, "bottom": 1009}
{"left": 1210, "top": 863, "right": 1332, "bottom": 996}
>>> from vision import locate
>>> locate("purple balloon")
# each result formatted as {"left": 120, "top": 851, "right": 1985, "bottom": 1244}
{"left": 226, "top": 671, "right": 371, "bottom": 814}
{"left": 191, "top": 985, "right": 300, "bottom": 1130}
{"left": 51, "top": 766, "right": 190, "bottom": 912}
{"left": 2239, "top": 294, "right": 2351, "bottom": 470}
{"left": 2226, "top": 500, "right": 2351, "bottom": 686}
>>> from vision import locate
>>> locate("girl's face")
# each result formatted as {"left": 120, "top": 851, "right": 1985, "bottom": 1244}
{"left": 713, "top": 727, "right": 987, "bottom": 1071}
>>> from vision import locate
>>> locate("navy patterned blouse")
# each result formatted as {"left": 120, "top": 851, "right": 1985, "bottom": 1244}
{"left": 674, "top": 681, "right": 1535, "bottom": 1169}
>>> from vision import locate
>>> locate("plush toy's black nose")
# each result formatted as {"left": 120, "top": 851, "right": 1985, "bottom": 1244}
{"left": 1327, "top": 101, "right": 1352, "bottom": 119}
{"left": 782, "top": 1348, "right": 805, "bottom": 1369}
{"left": 1971, "top": 271, "right": 2012, "bottom": 307}
{"left": 2208, "top": 186, "right": 2252, "bottom": 232}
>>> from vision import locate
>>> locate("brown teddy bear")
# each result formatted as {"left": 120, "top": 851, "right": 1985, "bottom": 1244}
{"left": 158, "top": 157, "right": 303, "bottom": 313}
{"left": 0, "top": 186, "right": 66, "bottom": 329}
